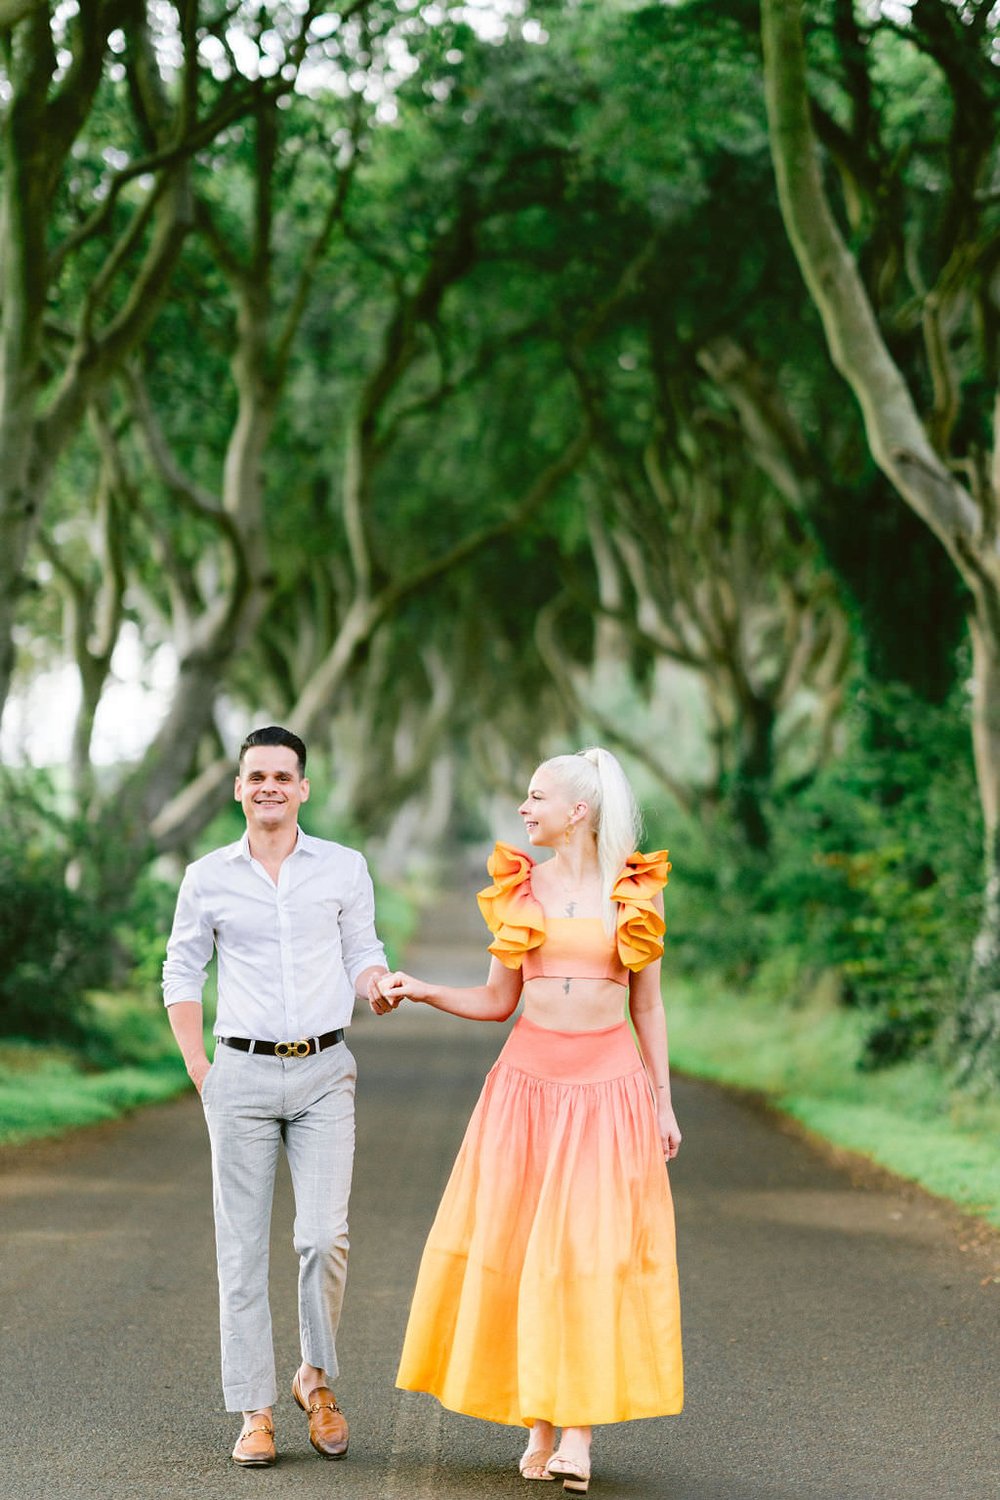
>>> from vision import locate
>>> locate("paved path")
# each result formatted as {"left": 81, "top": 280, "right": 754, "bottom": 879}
{"left": 0, "top": 889, "right": 997, "bottom": 1500}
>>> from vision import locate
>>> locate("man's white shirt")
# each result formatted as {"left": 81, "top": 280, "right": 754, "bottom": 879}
{"left": 162, "top": 829, "right": 386, "bottom": 1040}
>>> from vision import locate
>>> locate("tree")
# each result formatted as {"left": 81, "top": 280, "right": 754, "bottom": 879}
{"left": 760, "top": 0, "right": 999, "bottom": 1079}
{"left": 0, "top": 1, "right": 321, "bottom": 714}
{"left": 40, "top": 20, "right": 595, "bottom": 896}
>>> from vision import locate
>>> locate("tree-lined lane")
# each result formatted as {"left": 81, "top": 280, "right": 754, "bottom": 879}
{"left": 0, "top": 896, "right": 996, "bottom": 1499}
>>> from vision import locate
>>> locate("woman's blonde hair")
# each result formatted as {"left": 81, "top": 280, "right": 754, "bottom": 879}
{"left": 538, "top": 747, "right": 642, "bottom": 931}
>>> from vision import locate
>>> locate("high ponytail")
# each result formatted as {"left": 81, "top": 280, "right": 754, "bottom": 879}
{"left": 539, "top": 746, "right": 642, "bottom": 932}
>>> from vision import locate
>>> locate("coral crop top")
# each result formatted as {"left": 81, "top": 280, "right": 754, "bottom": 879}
{"left": 476, "top": 842, "right": 670, "bottom": 985}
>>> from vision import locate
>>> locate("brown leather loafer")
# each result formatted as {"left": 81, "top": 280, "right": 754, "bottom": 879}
{"left": 291, "top": 1373, "right": 349, "bottom": 1459}
{"left": 232, "top": 1418, "right": 276, "bottom": 1467}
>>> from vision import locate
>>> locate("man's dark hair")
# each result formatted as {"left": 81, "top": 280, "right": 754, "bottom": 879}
{"left": 239, "top": 725, "right": 308, "bottom": 776}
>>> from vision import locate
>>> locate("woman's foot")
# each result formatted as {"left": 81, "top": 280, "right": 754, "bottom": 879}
{"left": 546, "top": 1456, "right": 591, "bottom": 1494}
{"left": 546, "top": 1427, "right": 591, "bottom": 1494}
{"left": 520, "top": 1421, "right": 556, "bottom": 1480}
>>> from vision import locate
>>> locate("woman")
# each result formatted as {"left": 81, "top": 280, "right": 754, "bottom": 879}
{"left": 372, "top": 748, "right": 683, "bottom": 1494}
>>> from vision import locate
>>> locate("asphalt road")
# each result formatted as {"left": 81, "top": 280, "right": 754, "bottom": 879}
{"left": 0, "top": 890, "right": 997, "bottom": 1500}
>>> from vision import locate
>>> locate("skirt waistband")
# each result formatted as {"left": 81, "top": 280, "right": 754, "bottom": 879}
{"left": 496, "top": 1016, "right": 643, "bottom": 1084}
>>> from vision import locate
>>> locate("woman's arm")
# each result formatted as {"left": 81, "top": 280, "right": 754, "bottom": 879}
{"left": 370, "top": 955, "right": 522, "bottom": 1022}
{"left": 628, "top": 897, "right": 682, "bottom": 1157}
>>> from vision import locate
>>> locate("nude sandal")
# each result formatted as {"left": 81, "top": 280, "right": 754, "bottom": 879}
{"left": 546, "top": 1453, "right": 591, "bottom": 1494}
{"left": 519, "top": 1446, "right": 556, "bottom": 1480}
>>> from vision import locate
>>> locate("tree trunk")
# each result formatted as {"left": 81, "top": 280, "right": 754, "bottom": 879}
{"left": 960, "top": 621, "right": 1000, "bottom": 1082}
{"left": 0, "top": 6, "right": 50, "bottom": 707}
{"left": 94, "top": 364, "right": 276, "bottom": 895}
{"left": 732, "top": 692, "right": 775, "bottom": 853}
{"left": 760, "top": 0, "right": 977, "bottom": 559}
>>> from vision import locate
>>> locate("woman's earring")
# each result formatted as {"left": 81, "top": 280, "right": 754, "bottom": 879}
{"left": 564, "top": 821, "right": 573, "bottom": 846}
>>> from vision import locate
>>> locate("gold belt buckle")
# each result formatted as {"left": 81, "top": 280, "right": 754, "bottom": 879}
{"left": 275, "top": 1038, "right": 311, "bottom": 1058}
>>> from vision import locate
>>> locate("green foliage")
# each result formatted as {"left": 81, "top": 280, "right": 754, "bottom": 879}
{"left": 0, "top": 774, "right": 112, "bottom": 1042}
{"left": 652, "top": 672, "right": 981, "bottom": 1072}
{"left": 112, "top": 866, "right": 186, "bottom": 999}
{"left": 0, "top": 772, "right": 182, "bottom": 1056}
{"left": 813, "top": 477, "right": 967, "bottom": 703}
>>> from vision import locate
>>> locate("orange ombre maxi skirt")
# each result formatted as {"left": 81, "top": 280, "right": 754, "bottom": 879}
{"left": 395, "top": 1016, "right": 683, "bottom": 1427}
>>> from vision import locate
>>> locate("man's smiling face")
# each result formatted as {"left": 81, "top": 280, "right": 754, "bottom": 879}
{"left": 235, "top": 745, "right": 310, "bottom": 835}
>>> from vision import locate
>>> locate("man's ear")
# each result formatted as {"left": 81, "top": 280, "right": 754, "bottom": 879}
{"left": 234, "top": 775, "right": 242, "bottom": 802}
{"left": 299, "top": 777, "right": 311, "bottom": 803}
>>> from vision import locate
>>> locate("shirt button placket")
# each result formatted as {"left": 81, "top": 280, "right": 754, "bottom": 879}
{"left": 277, "top": 878, "right": 297, "bottom": 1042}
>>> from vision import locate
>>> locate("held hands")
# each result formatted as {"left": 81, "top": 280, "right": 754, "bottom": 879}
{"left": 367, "top": 969, "right": 426, "bottom": 1015}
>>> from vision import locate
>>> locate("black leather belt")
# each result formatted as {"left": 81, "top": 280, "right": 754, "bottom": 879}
{"left": 218, "top": 1028, "right": 345, "bottom": 1058}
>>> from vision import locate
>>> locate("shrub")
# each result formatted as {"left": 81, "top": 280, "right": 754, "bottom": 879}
{"left": 0, "top": 773, "right": 112, "bottom": 1041}
{"left": 646, "top": 675, "right": 981, "bottom": 1071}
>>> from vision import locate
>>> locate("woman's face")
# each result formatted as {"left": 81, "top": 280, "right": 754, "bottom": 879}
{"left": 518, "top": 767, "right": 578, "bottom": 848}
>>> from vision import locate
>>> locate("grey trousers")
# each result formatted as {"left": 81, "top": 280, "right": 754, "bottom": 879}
{"left": 201, "top": 1038, "right": 357, "bottom": 1412}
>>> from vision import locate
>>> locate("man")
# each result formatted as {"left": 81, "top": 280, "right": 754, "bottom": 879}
{"left": 163, "top": 725, "right": 389, "bottom": 1467}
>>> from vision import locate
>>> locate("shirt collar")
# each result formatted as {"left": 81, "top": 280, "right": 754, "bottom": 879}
{"left": 225, "top": 827, "right": 318, "bottom": 862}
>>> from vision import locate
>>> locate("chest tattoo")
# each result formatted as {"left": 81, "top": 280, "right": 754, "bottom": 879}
{"left": 565, "top": 901, "right": 576, "bottom": 917}
{"left": 563, "top": 978, "right": 571, "bottom": 994}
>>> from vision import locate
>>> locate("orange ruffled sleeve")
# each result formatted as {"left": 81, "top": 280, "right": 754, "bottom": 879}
{"left": 612, "top": 850, "right": 671, "bottom": 972}
{"left": 476, "top": 842, "right": 546, "bottom": 970}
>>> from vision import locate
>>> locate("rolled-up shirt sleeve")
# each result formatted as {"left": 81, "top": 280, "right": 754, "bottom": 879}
{"left": 341, "top": 855, "right": 388, "bottom": 988}
{"left": 162, "top": 866, "right": 215, "bottom": 1007}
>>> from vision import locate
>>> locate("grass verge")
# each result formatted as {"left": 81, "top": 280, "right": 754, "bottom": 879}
{"left": 0, "top": 989, "right": 192, "bottom": 1147}
{"left": 667, "top": 974, "right": 1000, "bottom": 1229}
{"left": 0, "top": 1048, "right": 189, "bottom": 1146}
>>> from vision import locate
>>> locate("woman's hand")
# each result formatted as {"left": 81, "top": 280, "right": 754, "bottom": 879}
{"left": 659, "top": 1102, "right": 682, "bottom": 1161}
{"left": 368, "top": 969, "right": 429, "bottom": 1014}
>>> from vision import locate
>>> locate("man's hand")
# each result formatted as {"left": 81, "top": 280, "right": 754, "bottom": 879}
{"left": 358, "top": 965, "right": 392, "bottom": 1015}
{"left": 372, "top": 970, "right": 429, "bottom": 1013}
{"left": 167, "top": 1001, "right": 212, "bottom": 1096}
{"left": 367, "top": 972, "right": 392, "bottom": 1014}
{"left": 189, "top": 1055, "right": 212, "bottom": 1095}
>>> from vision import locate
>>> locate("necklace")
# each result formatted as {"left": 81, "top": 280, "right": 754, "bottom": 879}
{"left": 548, "top": 865, "right": 599, "bottom": 918}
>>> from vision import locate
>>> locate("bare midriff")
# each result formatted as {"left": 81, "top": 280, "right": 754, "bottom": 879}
{"left": 520, "top": 975, "right": 629, "bottom": 1032}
